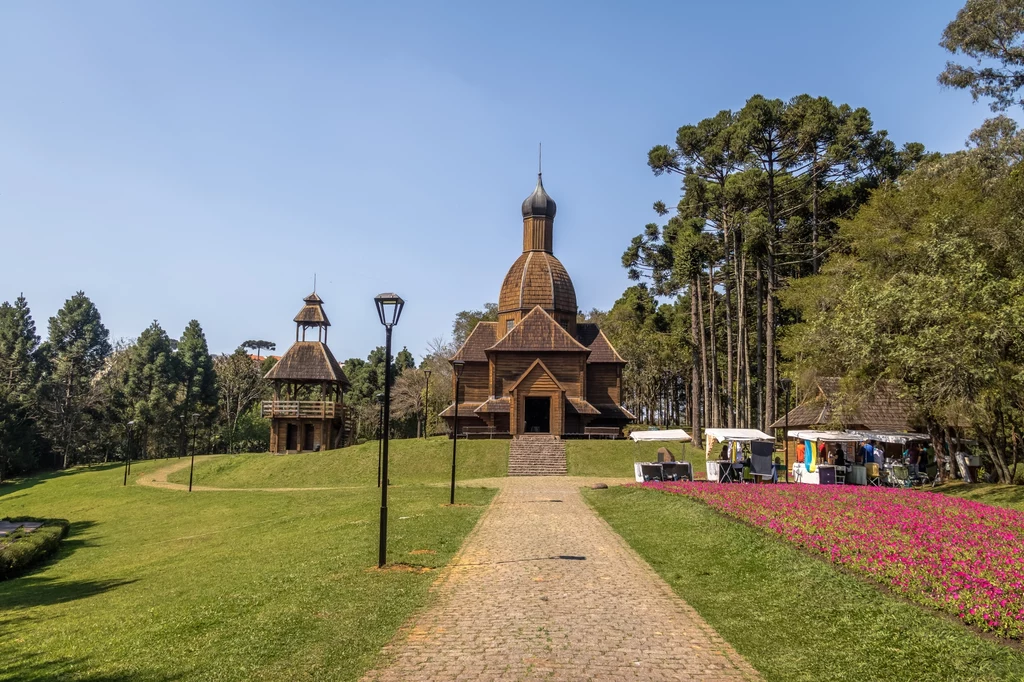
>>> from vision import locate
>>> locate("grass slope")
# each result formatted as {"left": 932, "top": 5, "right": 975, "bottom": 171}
{"left": 566, "top": 439, "right": 705, "bottom": 478}
{"left": 585, "top": 486, "right": 1024, "bottom": 682}
{"left": 168, "top": 436, "right": 507, "bottom": 488}
{"left": 0, "top": 461, "right": 494, "bottom": 681}
{"left": 933, "top": 482, "right": 1024, "bottom": 513}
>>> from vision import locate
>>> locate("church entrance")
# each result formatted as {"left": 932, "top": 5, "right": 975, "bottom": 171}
{"left": 303, "top": 424, "right": 315, "bottom": 451}
{"left": 286, "top": 423, "right": 298, "bottom": 451}
{"left": 524, "top": 397, "right": 551, "bottom": 433}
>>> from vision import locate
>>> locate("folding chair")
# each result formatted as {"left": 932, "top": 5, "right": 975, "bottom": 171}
{"left": 866, "top": 462, "right": 881, "bottom": 487}
{"left": 888, "top": 465, "right": 913, "bottom": 488}
{"left": 835, "top": 466, "right": 847, "bottom": 485}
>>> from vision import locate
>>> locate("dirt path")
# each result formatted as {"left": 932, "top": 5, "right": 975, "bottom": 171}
{"left": 136, "top": 457, "right": 364, "bottom": 493}
{"left": 361, "top": 476, "right": 761, "bottom": 681}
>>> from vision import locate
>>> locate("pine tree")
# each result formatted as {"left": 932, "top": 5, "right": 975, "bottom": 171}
{"left": 176, "top": 320, "right": 218, "bottom": 455}
{"left": 40, "top": 292, "right": 111, "bottom": 468}
{"left": 124, "top": 321, "right": 179, "bottom": 458}
{"left": 0, "top": 294, "right": 40, "bottom": 402}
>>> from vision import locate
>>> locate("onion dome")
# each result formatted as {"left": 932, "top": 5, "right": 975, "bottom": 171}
{"left": 498, "top": 250, "right": 577, "bottom": 316}
{"left": 521, "top": 173, "right": 557, "bottom": 219}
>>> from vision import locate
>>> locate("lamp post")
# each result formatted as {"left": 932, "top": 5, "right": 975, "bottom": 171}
{"left": 123, "top": 420, "right": 135, "bottom": 486}
{"left": 781, "top": 378, "right": 792, "bottom": 483}
{"left": 178, "top": 414, "right": 186, "bottom": 458}
{"left": 375, "top": 392, "right": 384, "bottom": 488}
{"left": 450, "top": 360, "right": 465, "bottom": 505}
{"left": 423, "top": 369, "right": 432, "bottom": 438}
{"left": 189, "top": 413, "right": 200, "bottom": 492}
{"left": 374, "top": 292, "right": 404, "bottom": 569}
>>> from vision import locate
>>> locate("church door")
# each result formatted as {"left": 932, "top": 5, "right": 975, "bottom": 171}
{"left": 286, "top": 423, "right": 298, "bottom": 451}
{"left": 524, "top": 396, "right": 551, "bottom": 433}
{"left": 303, "top": 424, "right": 315, "bottom": 451}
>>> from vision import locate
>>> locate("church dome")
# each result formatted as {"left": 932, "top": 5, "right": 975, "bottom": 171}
{"left": 521, "top": 173, "right": 557, "bottom": 219}
{"left": 498, "top": 251, "right": 577, "bottom": 315}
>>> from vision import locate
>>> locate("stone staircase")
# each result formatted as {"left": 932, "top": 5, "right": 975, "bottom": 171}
{"left": 508, "top": 435, "right": 567, "bottom": 476}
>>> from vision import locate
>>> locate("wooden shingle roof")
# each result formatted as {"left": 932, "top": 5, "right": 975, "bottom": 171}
{"left": 576, "top": 324, "right": 626, "bottom": 364}
{"left": 769, "top": 377, "right": 914, "bottom": 431}
{"left": 475, "top": 397, "right": 510, "bottom": 414}
{"left": 497, "top": 251, "right": 577, "bottom": 316}
{"left": 487, "top": 306, "right": 589, "bottom": 354}
{"left": 294, "top": 292, "right": 330, "bottom": 326}
{"left": 264, "top": 341, "right": 350, "bottom": 386}
{"left": 451, "top": 322, "right": 498, "bottom": 363}
{"left": 439, "top": 402, "right": 482, "bottom": 418}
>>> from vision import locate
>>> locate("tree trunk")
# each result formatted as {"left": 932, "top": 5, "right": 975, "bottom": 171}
{"left": 708, "top": 263, "right": 720, "bottom": 427}
{"left": 755, "top": 264, "right": 764, "bottom": 431}
{"left": 695, "top": 279, "right": 709, "bottom": 433}
{"left": 724, "top": 243, "right": 735, "bottom": 428}
{"left": 690, "top": 283, "right": 703, "bottom": 447}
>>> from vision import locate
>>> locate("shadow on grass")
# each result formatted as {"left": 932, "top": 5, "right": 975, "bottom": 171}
{"left": 933, "top": 482, "right": 1024, "bottom": 510}
{"left": 0, "top": 575, "right": 136, "bottom": 613}
{"left": 0, "top": 463, "right": 125, "bottom": 500}
{"left": 1, "top": 649, "right": 182, "bottom": 682}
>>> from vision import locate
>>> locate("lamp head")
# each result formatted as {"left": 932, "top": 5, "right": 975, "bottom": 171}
{"left": 452, "top": 360, "right": 466, "bottom": 379}
{"left": 424, "top": 368, "right": 432, "bottom": 378}
{"left": 780, "top": 378, "right": 793, "bottom": 391}
{"left": 374, "top": 292, "right": 405, "bottom": 327}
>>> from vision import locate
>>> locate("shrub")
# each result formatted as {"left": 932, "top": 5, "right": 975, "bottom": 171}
{"left": 0, "top": 517, "right": 71, "bottom": 580}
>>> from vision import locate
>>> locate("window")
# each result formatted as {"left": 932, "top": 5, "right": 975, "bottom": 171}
{"left": 507, "top": 319, "right": 514, "bottom": 333}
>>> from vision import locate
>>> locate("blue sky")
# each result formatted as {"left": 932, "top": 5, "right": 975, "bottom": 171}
{"left": 0, "top": 0, "right": 1001, "bottom": 360}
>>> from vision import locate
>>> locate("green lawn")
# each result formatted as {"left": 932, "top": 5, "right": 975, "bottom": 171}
{"left": 584, "top": 485, "right": 1024, "bottom": 682}
{"left": 167, "top": 436, "right": 508, "bottom": 488}
{"left": 932, "top": 481, "right": 1024, "bottom": 512}
{"left": 565, "top": 438, "right": 705, "bottom": 478}
{"left": 0, "top": 460, "right": 495, "bottom": 681}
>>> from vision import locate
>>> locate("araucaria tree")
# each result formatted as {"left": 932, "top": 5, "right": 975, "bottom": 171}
{"left": 623, "top": 94, "right": 924, "bottom": 433}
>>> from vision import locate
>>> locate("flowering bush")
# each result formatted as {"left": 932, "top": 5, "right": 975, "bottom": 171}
{"left": 640, "top": 482, "right": 1024, "bottom": 639}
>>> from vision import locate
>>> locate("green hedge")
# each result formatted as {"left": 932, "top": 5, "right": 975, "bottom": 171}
{"left": 0, "top": 517, "right": 70, "bottom": 580}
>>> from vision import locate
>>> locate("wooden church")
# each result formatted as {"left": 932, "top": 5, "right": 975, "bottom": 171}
{"left": 441, "top": 173, "right": 633, "bottom": 437}
{"left": 262, "top": 293, "right": 352, "bottom": 453}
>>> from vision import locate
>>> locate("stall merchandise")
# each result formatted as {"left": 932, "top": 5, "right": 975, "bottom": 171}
{"left": 632, "top": 429, "right": 693, "bottom": 482}
{"left": 704, "top": 428, "right": 774, "bottom": 484}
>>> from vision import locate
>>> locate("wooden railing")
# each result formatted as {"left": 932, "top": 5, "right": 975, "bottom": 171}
{"left": 261, "top": 401, "right": 340, "bottom": 419}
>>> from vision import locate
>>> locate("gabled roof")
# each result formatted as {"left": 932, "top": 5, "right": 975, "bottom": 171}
{"left": 506, "top": 358, "right": 567, "bottom": 393}
{"left": 264, "top": 341, "right": 350, "bottom": 386}
{"left": 591, "top": 403, "right": 636, "bottom": 421}
{"left": 769, "top": 377, "right": 915, "bottom": 431}
{"left": 576, "top": 324, "right": 626, "bottom": 364}
{"left": 451, "top": 321, "right": 498, "bottom": 363}
{"left": 487, "top": 306, "right": 589, "bottom": 354}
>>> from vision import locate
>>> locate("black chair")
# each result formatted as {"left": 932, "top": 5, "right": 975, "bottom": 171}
{"left": 750, "top": 453, "right": 775, "bottom": 483}
{"left": 662, "top": 461, "right": 691, "bottom": 481}
{"left": 640, "top": 463, "right": 664, "bottom": 482}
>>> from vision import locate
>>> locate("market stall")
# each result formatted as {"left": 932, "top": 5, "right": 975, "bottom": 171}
{"left": 787, "top": 430, "right": 863, "bottom": 485}
{"left": 631, "top": 429, "right": 693, "bottom": 482}
{"left": 704, "top": 428, "right": 774, "bottom": 483}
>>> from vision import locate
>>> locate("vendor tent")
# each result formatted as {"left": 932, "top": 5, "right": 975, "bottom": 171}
{"left": 848, "top": 430, "right": 929, "bottom": 444}
{"left": 704, "top": 428, "right": 773, "bottom": 442}
{"left": 787, "top": 430, "right": 862, "bottom": 442}
{"left": 629, "top": 429, "right": 692, "bottom": 442}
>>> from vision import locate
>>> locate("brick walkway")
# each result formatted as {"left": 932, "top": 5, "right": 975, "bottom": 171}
{"left": 362, "top": 477, "right": 760, "bottom": 681}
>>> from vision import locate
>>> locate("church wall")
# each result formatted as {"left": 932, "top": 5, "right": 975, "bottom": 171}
{"left": 455, "top": 362, "right": 490, "bottom": 404}
{"left": 496, "top": 352, "right": 584, "bottom": 398}
{"left": 587, "top": 364, "right": 622, "bottom": 406}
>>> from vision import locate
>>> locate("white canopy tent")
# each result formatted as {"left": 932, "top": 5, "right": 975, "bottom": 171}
{"left": 630, "top": 429, "right": 692, "bottom": 443}
{"left": 787, "top": 430, "right": 862, "bottom": 442}
{"left": 704, "top": 428, "right": 773, "bottom": 442}
{"left": 848, "top": 430, "right": 929, "bottom": 444}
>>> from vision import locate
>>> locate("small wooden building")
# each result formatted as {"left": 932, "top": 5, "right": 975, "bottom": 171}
{"left": 262, "top": 293, "right": 352, "bottom": 453}
{"left": 441, "top": 173, "right": 633, "bottom": 437}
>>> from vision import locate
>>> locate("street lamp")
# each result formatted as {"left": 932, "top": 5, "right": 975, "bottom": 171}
{"left": 189, "top": 413, "right": 200, "bottom": 492}
{"left": 423, "top": 369, "right": 432, "bottom": 438}
{"left": 781, "top": 378, "right": 792, "bottom": 483}
{"left": 123, "top": 420, "right": 135, "bottom": 486}
{"left": 449, "top": 360, "right": 465, "bottom": 505}
{"left": 375, "top": 392, "right": 384, "bottom": 488}
{"left": 373, "top": 292, "right": 404, "bottom": 568}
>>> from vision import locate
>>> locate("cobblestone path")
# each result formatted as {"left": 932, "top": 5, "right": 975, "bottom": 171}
{"left": 362, "top": 477, "right": 760, "bottom": 681}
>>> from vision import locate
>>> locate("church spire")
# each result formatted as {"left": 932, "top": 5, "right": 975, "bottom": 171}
{"left": 521, "top": 162, "right": 556, "bottom": 252}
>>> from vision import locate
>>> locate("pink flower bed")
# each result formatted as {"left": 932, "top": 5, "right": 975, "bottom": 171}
{"left": 641, "top": 481, "right": 1024, "bottom": 639}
